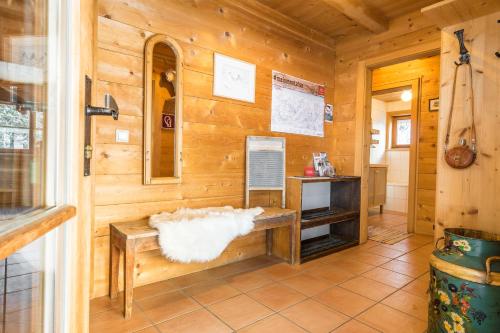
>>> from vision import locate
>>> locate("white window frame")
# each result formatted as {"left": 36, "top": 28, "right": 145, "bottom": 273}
{"left": 43, "top": 0, "right": 80, "bottom": 331}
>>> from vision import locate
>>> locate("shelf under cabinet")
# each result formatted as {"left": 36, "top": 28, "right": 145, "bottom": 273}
{"left": 301, "top": 207, "right": 359, "bottom": 230}
{"left": 300, "top": 235, "right": 358, "bottom": 262}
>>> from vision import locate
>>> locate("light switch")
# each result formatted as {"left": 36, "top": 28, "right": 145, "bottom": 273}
{"left": 115, "top": 129, "right": 129, "bottom": 143}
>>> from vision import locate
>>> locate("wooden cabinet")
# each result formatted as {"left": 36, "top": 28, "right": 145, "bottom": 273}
{"left": 368, "top": 165, "right": 387, "bottom": 213}
{"left": 285, "top": 176, "right": 360, "bottom": 263}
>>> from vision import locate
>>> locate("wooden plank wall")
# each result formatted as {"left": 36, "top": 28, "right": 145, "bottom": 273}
{"left": 334, "top": 10, "right": 440, "bottom": 174}
{"left": 91, "top": 0, "right": 336, "bottom": 298}
{"left": 333, "top": 10, "right": 441, "bottom": 240}
{"left": 435, "top": 12, "right": 500, "bottom": 237}
{"left": 372, "top": 55, "right": 440, "bottom": 235}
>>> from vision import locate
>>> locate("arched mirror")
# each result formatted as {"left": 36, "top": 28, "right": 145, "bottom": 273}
{"left": 144, "top": 35, "right": 183, "bottom": 184}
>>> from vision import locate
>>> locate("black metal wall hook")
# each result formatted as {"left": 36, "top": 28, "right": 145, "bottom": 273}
{"left": 85, "top": 94, "right": 119, "bottom": 120}
{"left": 454, "top": 29, "right": 470, "bottom": 65}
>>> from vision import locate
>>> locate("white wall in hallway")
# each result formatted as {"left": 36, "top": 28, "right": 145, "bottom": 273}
{"left": 370, "top": 98, "right": 411, "bottom": 214}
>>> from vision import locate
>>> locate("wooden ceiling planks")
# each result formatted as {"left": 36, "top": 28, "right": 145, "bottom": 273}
{"left": 256, "top": 0, "right": 440, "bottom": 39}
{"left": 221, "top": 0, "right": 336, "bottom": 50}
{"left": 256, "top": 0, "right": 366, "bottom": 39}
{"left": 322, "top": 0, "right": 388, "bottom": 33}
{"left": 421, "top": 0, "right": 500, "bottom": 28}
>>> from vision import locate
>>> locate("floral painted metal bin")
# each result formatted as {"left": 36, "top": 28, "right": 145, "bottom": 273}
{"left": 429, "top": 228, "right": 500, "bottom": 333}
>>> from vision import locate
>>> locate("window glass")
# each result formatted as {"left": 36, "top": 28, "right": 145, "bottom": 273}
{"left": 1, "top": 1, "right": 61, "bottom": 332}
{"left": 0, "top": 0, "right": 48, "bottom": 220}
{"left": 391, "top": 115, "right": 411, "bottom": 148}
{"left": 396, "top": 118, "right": 411, "bottom": 146}
{"left": 0, "top": 105, "right": 31, "bottom": 149}
{"left": 1, "top": 238, "right": 45, "bottom": 333}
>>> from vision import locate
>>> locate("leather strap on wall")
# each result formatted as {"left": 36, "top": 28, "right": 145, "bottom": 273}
{"left": 444, "top": 62, "right": 476, "bottom": 153}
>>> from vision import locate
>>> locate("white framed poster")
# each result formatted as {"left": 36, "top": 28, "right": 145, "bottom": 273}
{"left": 271, "top": 71, "right": 325, "bottom": 137}
{"left": 213, "top": 53, "right": 256, "bottom": 103}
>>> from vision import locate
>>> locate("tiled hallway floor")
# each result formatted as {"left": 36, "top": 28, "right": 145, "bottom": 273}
{"left": 90, "top": 234, "right": 433, "bottom": 333}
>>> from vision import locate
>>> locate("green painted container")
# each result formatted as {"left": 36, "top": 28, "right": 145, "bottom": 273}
{"left": 428, "top": 228, "right": 500, "bottom": 333}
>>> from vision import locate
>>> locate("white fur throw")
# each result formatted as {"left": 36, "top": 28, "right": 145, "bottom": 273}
{"left": 149, "top": 206, "right": 264, "bottom": 263}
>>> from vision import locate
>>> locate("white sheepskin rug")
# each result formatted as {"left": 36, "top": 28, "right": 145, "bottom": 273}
{"left": 149, "top": 206, "right": 264, "bottom": 263}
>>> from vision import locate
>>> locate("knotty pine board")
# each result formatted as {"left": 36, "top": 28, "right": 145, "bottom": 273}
{"left": 91, "top": 0, "right": 336, "bottom": 297}
{"left": 435, "top": 12, "right": 500, "bottom": 237}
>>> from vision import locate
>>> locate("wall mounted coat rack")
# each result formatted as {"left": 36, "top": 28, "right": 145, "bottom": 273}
{"left": 84, "top": 75, "right": 119, "bottom": 176}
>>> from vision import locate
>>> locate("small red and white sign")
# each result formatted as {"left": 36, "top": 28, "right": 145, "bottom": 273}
{"left": 162, "top": 114, "right": 175, "bottom": 129}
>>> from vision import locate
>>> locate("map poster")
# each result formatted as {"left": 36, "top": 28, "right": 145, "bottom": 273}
{"left": 271, "top": 71, "right": 325, "bottom": 137}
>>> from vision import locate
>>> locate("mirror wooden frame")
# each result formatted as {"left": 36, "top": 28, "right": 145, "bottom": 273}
{"left": 143, "top": 34, "right": 183, "bottom": 184}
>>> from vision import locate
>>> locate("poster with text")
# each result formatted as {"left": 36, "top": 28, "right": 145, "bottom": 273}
{"left": 271, "top": 71, "right": 325, "bottom": 137}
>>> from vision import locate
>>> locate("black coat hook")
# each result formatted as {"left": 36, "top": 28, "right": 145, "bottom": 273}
{"left": 454, "top": 29, "right": 470, "bottom": 65}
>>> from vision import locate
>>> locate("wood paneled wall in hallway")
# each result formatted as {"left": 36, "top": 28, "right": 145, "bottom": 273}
{"left": 91, "top": 0, "right": 338, "bottom": 298}
{"left": 334, "top": 10, "right": 441, "bottom": 174}
{"left": 372, "top": 55, "right": 441, "bottom": 235}
{"left": 435, "top": 12, "right": 500, "bottom": 237}
{"left": 333, "top": 10, "right": 440, "bottom": 241}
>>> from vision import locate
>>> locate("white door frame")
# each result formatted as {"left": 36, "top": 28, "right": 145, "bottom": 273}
{"left": 44, "top": 0, "right": 81, "bottom": 331}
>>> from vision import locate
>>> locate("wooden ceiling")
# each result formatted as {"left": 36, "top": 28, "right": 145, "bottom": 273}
{"left": 255, "top": 0, "right": 440, "bottom": 39}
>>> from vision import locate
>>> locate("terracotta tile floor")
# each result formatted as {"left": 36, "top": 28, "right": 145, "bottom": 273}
{"left": 90, "top": 230, "right": 433, "bottom": 333}
{"left": 367, "top": 210, "right": 407, "bottom": 233}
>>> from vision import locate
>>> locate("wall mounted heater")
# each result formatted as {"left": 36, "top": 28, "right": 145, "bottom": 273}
{"left": 245, "top": 136, "right": 286, "bottom": 208}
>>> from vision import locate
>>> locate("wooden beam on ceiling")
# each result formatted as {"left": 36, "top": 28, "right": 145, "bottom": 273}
{"left": 323, "top": 0, "right": 388, "bottom": 34}
{"left": 218, "top": 0, "right": 336, "bottom": 51}
{"left": 421, "top": 0, "right": 500, "bottom": 28}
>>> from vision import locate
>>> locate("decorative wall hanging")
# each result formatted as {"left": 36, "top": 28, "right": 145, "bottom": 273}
{"left": 271, "top": 71, "right": 325, "bottom": 137}
{"left": 444, "top": 29, "right": 477, "bottom": 169}
{"left": 161, "top": 114, "right": 175, "bottom": 129}
{"left": 324, "top": 104, "right": 333, "bottom": 122}
{"left": 429, "top": 98, "right": 439, "bottom": 111}
{"left": 213, "top": 53, "right": 256, "bottom": 103}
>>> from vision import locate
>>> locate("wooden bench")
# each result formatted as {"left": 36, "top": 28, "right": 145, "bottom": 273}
{"left": 109, "top": 207, "right": 296, "bottom": 318}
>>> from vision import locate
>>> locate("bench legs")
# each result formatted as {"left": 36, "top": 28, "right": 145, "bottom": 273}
{"left": 265, "top": 226, "right": 296, "bottom": 265}
{"left": 124, "top": 240, "right": 135, "bottom": 319}
{"left": 290, "top": 222, "right": 296, "bottom": 265}
{"left": 109, "top": 243, "right": 120, "bottom": 299}
{"left": 109, "top": 234, "right": 135, "bottom": 319}
{"left": 266, "top": 229, "right": 273, "bottom": 256}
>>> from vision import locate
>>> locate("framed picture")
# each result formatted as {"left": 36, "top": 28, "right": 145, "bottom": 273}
{"left": 213, "top": 53, "right": 256, "bottom": 103}
{"left": 324, "top": 104, "right": 333, "bottom": 123}
{"left": 429, "top": 98, "right": 439, "bottom": 111}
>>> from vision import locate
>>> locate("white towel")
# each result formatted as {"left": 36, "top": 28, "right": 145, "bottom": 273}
{"left": 149, "top": 206, "right": 264, "bottom": 263}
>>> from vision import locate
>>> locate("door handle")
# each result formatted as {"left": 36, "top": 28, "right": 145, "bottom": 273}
{"left": 84, "top": 75, "right": 119, "bottom": 176}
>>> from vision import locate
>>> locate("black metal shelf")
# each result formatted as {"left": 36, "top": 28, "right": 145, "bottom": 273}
{"left": 301, "top": 207, "right": 359, "bottom": 230}
{"left": 300, "top": 235, "right": 358, "bottom": 262}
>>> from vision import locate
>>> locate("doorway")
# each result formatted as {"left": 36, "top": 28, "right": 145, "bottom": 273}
{"left": 367, "top": 82, "right": 419, "bottom": 241}
{"left": 357, "top": 53, "right": 441, "bottom": 243}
